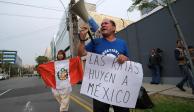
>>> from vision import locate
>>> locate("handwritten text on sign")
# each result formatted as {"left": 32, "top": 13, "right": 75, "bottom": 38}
{"left": 80, "top": 53, "right": 143, "bottom": 108}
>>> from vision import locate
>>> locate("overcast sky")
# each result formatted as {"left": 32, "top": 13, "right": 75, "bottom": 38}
{"left": 0, "top": 0, "right": 140, "bottom": 65}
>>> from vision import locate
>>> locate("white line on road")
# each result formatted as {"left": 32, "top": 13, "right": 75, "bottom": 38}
{"left": 0, "top": 89, "right": 12, "bottom": 96}
{"left": 23, "top": 101, "right": 33, "bottom": 112}
{"left": 70, "top": 95, "right": 93, "bottom": 112}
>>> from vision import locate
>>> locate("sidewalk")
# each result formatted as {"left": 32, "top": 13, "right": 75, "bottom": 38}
{"left": 143, "top": 83, "right": 194, "bottom": 99}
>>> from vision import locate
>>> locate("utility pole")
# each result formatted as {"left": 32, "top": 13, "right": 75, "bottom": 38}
{"left": 68, "top": 0, "right": 79, "bottom": 57}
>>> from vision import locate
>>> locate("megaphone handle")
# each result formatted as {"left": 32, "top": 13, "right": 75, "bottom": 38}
{"left": 88, "top": 31, "right": 95, "bottom": 45}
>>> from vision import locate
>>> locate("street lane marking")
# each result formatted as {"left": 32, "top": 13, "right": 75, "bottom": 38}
{"left": 71, "top": 94, "right": 92, "bottom": 108}
{"left": 23, "top": 101, "right": 33, "bottom": 112}
{"left": 70, "top": 95, "right": 93, "bottom": 112}
{"left": 0, "top": 89, "right": 12, "bottom": 96}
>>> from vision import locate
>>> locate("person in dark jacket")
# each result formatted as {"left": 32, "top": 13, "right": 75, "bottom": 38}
{"left": 148, "top": 48, "right": 162, "bottom": 84}
{"left": 174, "top": 40, "right": 194, "bottom": 95}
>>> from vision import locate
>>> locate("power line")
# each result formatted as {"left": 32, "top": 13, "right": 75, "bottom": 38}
{"left": 96, "top": 0, "right": 105, "bottom": 8}
{"left": 0, "top": 0, "right": 65, "bottom": 12}
{"left": 0, "top": 12, "right": 64, "bottom": 20}
{"left": 58, "top": 0, "right": 66, "bottom": 10}
{"left": 56, "top": 26, "right": 68, "bottom": 45}
{"left": 58, "top": 0, "right": 68, "bottom": 16}
{"left": 0, "top": 25, "right": 58, "bottom": 41}
{"left": 96, "top": 0, "right": 103, "bottom": 5}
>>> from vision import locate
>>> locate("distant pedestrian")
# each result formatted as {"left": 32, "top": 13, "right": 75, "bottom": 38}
{"left": 148, "top": 48, "right": 162, "bottom": 84}
{"left": 174, "top": 40, "right": 194, "bottom": 95}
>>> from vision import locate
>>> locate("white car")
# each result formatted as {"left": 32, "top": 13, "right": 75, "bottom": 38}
{"left": 4, "top": 74, "right": 10, "bottom": 79}
{"left": 0, "top": 73, "right": 5, "bottom": 80}
{"left": 0, "top": 73, "right": 9, "bottom": 80}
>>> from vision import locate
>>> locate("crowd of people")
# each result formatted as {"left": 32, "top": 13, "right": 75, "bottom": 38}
{"left": 37, "top": 18, "right": 194, "bottom": 112}
{"left": 174, "top": 40, "right": 194, "bottom": 94}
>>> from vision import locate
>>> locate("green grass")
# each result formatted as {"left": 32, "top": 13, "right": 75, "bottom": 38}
{"left": 132, "top": 94, "right": 194, "bottom": 112}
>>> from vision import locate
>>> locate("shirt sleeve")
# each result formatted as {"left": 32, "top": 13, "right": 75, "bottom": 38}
{"left": 123, "top": 41, "right": 130, "bottom": 59}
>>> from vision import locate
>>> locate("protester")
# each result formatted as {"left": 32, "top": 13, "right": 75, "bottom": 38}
{"left": 78, "top": 18, "right": 130, "bottom": 112}
{"left": 174, "top": 40, "right": 194, "bottom": 95}
{"left": 52, "top": 50, "right": 71, "bottom": 112}
{"left": 148, "top": 48, "right": 162, "bottom": 84}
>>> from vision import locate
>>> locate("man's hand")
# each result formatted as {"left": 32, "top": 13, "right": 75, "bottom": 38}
{"left": 78, "top": 25, "right": 89, "bottom": 57}
{"left": 79, "top": 25, "right": 89, "bottom": 41}
{"left": 117, "top": 54, "right": 128, "bottom": 64}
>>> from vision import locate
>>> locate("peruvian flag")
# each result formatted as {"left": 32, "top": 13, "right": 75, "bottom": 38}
{"left": 37, "top": 56, "right": 83, "bottom": 89}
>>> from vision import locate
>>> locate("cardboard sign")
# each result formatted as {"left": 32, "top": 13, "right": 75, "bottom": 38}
{"left": 80, "top": 53, "right": 143, "bottom": 108}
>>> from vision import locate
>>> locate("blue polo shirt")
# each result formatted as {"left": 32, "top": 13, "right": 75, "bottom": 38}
{"left": 85, "top": 37, "right": 130, "bottom": 58}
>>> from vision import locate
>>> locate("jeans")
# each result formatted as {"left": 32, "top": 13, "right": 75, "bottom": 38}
{"left": 177, "top": 65, "right": 194, "bottom": 91}
{"left": 151, "top": 65, "right": 161, "bottom": 84}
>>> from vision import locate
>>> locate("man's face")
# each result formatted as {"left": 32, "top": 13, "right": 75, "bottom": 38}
{"left": 177, "top": 41, "right": 183, "bottom": 48}
{"left": 100, "top": 19, "right": 115, "bottom": 37}
{"left": 151, "top": 49, "right": 156, "bottom": 55}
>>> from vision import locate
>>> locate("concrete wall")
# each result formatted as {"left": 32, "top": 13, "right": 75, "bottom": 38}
{"left": 116, "top": 0, "right": 194, "bottom": 84}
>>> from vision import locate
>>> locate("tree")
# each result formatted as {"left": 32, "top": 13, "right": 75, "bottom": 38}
{"left": 2, "top": 62, "right": 20, "bottom": 77}
{"left": 21, "top": 66, "right": 34, "bottom": 75}
{"left": 35, "top": 56, "right": 49, "bottom": 65}
{"left": 129, "top": 0, "right": 156, "bottom": 12}
{"left": 128, "top": 0, "right": 175, "bottom": 12}
{"left": 0, "top": 52, "right": 2, "bottom": 60}
{"left": 0, "top": 51, "right": 3, "bottom": 68}
{"left": 129, "top": 0, "right": 194, "bottom": 77}
{"left": 35, "top": 56, "right": 49, "bottom": 77}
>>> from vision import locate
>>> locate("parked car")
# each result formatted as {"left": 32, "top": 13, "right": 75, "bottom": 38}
{"left": 0, "top": 73, "right": 9, "bottom": 80}
{"left": 4, "top": 74, "right": 10, "bottom": 79}
{"left": 0, "top": 73, "right": 5, "bottom": 80}
{"left": 0, "top": 74, "right": 4, "bottom": 80}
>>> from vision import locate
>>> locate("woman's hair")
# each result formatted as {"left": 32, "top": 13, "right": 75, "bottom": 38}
{"left": 57, "top": 50, "right": 66, "bottom": 60}
{"left": 176, "top": 39, "right": 184, "bottom": 48}
{"left": 176, "top": 39, "right": 182, "bottom": 44}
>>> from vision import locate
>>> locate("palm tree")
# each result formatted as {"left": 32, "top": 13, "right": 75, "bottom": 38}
{"left": 129, "top": 0, "right": 194, "bottom": 77}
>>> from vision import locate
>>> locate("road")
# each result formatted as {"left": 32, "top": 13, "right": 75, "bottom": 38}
{"left": 0, "top": 77, "right": 93, "bottom": 112}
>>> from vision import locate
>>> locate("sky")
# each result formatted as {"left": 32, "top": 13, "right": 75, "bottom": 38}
{"left": 0, "top": 0, "right": 141, "bottom": 65}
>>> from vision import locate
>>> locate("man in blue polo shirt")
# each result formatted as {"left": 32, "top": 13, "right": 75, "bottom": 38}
{"left": 78, "top": 18, "right": 130, "bottom": 112}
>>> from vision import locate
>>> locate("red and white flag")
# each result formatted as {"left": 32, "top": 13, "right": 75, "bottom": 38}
{"left": 37, "top": 56, "right": 83, "bottom": 89}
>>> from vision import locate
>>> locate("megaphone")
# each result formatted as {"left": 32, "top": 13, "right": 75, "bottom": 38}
{"left": 71, "top": 0, "right": 99, "bottom": 32}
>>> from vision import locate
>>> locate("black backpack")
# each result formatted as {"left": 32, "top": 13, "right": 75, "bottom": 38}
{"left": 135, "top": 86, "right": 154, "bottom": 109}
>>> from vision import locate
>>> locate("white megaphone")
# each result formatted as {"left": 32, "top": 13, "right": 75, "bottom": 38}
{"left": 71, "top": 0, "right": 99, "bottom": 32}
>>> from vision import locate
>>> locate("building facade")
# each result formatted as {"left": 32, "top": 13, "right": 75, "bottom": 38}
{"left": 46, "top": 2, "right": 133, "bottom": 59}
{"left": 0, "top": 50, "right": 22, "bottom": 66}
